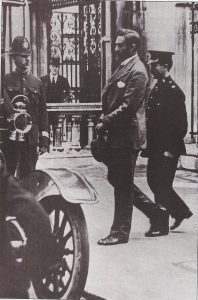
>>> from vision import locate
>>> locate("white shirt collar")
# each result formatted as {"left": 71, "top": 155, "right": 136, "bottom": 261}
{"left": 121, "top": 53, "right": 138, "bottom": 66}
{"left": 50, "top": 73, "right": 58, "bottom": 83}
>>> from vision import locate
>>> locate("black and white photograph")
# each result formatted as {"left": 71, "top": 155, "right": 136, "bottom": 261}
{"left": 0, "top": 0, "right": 197, "bottom": 299}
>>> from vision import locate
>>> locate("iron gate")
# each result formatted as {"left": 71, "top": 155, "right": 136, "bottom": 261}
{"left": 49, "top": 1, "right": 101, "bottom": 103}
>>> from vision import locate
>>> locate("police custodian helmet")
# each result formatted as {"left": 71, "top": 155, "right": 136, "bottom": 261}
{"left": 9, "top": 36, "right": 31, "bottom": 56}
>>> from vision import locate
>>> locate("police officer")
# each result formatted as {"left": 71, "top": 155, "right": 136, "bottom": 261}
{"left": 145, "top": 50, "right": 193, "bottom": 233}
{"left": 3, "top": 36, "right": 49, "bottom": 178}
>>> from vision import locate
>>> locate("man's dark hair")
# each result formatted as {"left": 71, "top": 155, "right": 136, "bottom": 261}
{"left": 117, "top": 28, "right": 141, "bottom": 51}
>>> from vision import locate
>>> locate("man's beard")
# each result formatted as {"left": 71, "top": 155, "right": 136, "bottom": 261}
{"left": 16, "top": 65, "right": 30, "bottom": 74}
{"left": 22, "top": 65, "right": 30, "bottom": 73}
{"left": 116, "top": 51, "right": 129, "bottom": 63}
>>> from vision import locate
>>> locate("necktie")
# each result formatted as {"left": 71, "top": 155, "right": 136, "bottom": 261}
{"left": 52, "top": 77, "right": 56, "bottom": 84}
{"left": 110, "top": 64, "right": 124, "bottom": 82}
{"left": 116, "top": 64, "right": 124, "bottom": 72}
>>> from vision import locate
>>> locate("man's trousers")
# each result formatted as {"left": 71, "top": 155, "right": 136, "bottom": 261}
{"left": 147, "top": 157, "right": 191, "bottom": 219}
{"left": 107, "top": 149, "right": 162, "bottom": 238}
{"left": 4, "top": 140, "right": 38, "bottom": 178}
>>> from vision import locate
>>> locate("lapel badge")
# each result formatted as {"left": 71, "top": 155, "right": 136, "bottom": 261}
{"left": 117, "top": 81, "right": 125, "bottom": 89}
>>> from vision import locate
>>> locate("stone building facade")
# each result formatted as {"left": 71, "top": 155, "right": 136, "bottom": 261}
{"left": 1, "top": 1, "right": 198, "bottom": 150}
{"left": 102, "top": 1, "right": 198, "bottom": 144}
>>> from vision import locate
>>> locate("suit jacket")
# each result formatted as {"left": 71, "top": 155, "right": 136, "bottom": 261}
{"left": 3, "top": 71, "right": 48, "bottom": 146}
{"left": 40, "top": 74, "right": 70, "bottom": 103}
{"left": 101, "top": 55, "right": 148, "bottom": 150}
{"left": 146, "top": 75, "right": 187, "bottom": 158}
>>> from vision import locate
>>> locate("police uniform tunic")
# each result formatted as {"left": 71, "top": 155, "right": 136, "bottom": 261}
{"left": 146, "top": 75, "right": 187, "bottom": 158}
{"left": 146, "top": 75, "right": 191, "bottom": 219}
{"left": 3, "top": 70, "right": 49, "bottom": 177}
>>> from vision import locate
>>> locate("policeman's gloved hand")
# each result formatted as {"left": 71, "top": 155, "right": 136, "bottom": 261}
{"left": 39, "top": 146, "right": 48, "bottom": 156}
{"left": 95, "top": 122, "right": 107, "bottom": 135}
{"left": 39, "top": 134, "right": 50, "bottom": 155}
{"left": 140, "top": 149, "right": 149, "bottom": 158}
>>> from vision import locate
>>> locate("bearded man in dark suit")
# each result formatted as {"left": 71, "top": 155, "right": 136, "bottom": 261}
{"left": 40, "top": 56, "right": 71, "bottom": 127}
{"left": 97, "top": 29, "right": 150, "bottom": 245}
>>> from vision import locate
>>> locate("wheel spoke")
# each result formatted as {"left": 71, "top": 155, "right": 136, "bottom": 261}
{"left": 62, "top": 230, "right": 72, "bottom": 244}
{"left": 62, "top": 260, "right": 72, "bottom": 275}
{"left": 33, "top": 199, "right": 89, "bottom": 300}
{"left": 59, "top": 277, "right": 65, "bottom": 289}
{"left": 57, "top": 214, "right": 67, "bottom": 238}
{"left": 64, "top": 248, "right": 74, "bottom": 256}
{"left": 52, "top": 273, "right": 59, "bottom": 294}
{"left": 44, "top": 271, "right": 53, "bottom": 287}
{"left": 53, "top": 209, "right": 60, "bottom": 234}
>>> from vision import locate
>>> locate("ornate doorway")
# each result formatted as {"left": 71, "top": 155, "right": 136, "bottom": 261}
{"left": 49, "top": 1, "right": 101, "bottom": 103}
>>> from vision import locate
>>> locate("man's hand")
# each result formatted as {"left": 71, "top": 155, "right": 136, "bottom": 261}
{"left": 39, "top": 146, "right": 48, "bottom": 156}
{"left": 164, "top": 151, "right": 174, "bottom": 158}
{"left": 95, "top": 123, "right": 106, "bottom": 134}
{"left": 39, "top": 134, "right": 50, "bottom": 155}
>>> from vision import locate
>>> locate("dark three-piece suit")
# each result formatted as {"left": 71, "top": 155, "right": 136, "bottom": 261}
{"left": 40, "top": 74, "right": 70, "bottom": 126}
{"left": 100, "top": 55, "right": 164, "bottom": 238}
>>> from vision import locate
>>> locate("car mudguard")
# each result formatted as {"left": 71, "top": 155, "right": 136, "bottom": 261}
{"left": 20, "top": 168, "right": 98, "bottom": 204}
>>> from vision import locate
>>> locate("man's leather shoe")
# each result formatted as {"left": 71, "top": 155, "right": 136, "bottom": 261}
{"left": 170, "top": 211, "right": 193, "bottom": 230}
{"left": 145, "top": 208, "right": 169, "bottom": 237}
{"left": 145, "top": 228, "right": 169, "bottom": 237}
{"left": 97, "top": 234, "right": 128, "bottom": 246}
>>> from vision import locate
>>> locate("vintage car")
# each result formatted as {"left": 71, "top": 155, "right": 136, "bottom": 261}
{"left": 0, "top": 95, "right": 98, "bottom": 299}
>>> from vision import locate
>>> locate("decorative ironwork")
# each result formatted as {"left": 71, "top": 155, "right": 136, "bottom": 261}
{"left": 51, "top": 0, "right": 100, "bottom": 9}
{"left": 47, "top": 103, "right": 102, "bottom": 113}
{"left": 51, "top": 0, "right": 79, "bottom": 9}
{"left": 49, "top": 1, "right": 101, "bottom": 103}
{"left": 50, "top": 12, "right": 79, "bottom": 62}
{"left": 80, "top": 2, "right": 101, "bottom": 102}
{"left": 82, "top": 3, "right": 101, "bottom": 58}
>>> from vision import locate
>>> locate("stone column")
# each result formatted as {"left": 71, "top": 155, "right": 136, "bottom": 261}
{"left": 4, "top": 6, "right": 11, "bottom": 74}
{"left": 66, "top": 116, "right": 72, "bottom": 143}
{"left": 69, "top": 115, "right": 81, "bottom": 151}
{"left": 104, "top": 1, "right": 112, "bottom": 83}
{"left": 175, "top": 5, "right": 192, "bottom": 142}
{"left": 53, "top": 114, "right": 65, "bottom": 152}
{"left": 62, "top": 116, "right": 67, "bottom": 142}
{"left": 86, "top": 115, "right": 95, "bottom": 149}
{"left": 30, "top": 7, "right": 51, "bottom": 77}
{"left": 195, "top": 29, "right": 198, "bottom": 143}
{"left": 24, "top": 0, "right": 30, "bottom": 41}
{"left": 31, "top": 11, "right": 38, "bottom": 77}
{"left": 50, "top": 124, "right": 53, "bottom": 142}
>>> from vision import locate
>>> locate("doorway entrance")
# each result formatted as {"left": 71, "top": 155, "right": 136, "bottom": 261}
{"left": 49, "top": 1, "right": 101, "bottom": 103}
